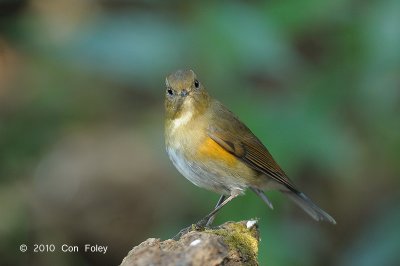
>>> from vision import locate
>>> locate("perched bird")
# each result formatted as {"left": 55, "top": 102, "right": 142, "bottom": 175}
{"left": 164, "top": 69, "right": 336, "bottom": 227}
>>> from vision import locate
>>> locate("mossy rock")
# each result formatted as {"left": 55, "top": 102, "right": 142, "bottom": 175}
{"left": 121, "top": 220, "right": 260, "bottom": 266}
{"left": 207, "top": 220, "right": 259, "bottom": 265}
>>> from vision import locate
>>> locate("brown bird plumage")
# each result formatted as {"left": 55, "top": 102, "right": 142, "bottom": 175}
{"left": 165, "top": 69, "right": 336, "bottom": 226}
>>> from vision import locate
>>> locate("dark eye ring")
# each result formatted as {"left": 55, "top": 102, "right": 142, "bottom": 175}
{"left": 194, "top": 79, "right": 200, "bottom": 88}
{"left": 167, "top": 88, "right": 173, "bottom": 95}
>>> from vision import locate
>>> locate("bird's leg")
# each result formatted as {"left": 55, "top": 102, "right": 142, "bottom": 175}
{"left": 196, "top": 191, "right": 240, "bottom": 227}
{"left": 173, "top": 192, "right": 238, "bottom": 240}
{"left": 205, "top": 195, "right": 226, "bottom": 226}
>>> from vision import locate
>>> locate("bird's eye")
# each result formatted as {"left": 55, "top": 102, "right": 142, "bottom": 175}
{"left": 167, "top": 88, "right": 173, "bottom": 95}
{"left": 194, "top": 79, "right": 200, "bottom": 88}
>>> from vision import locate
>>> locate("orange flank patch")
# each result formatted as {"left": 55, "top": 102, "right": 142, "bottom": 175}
{"left": 197, "top": 137, "right": 238, "bottom": 166}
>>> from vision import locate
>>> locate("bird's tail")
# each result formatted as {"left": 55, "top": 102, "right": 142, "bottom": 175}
{"left": 282, "top": 190, "right": 336, "bottom": 224}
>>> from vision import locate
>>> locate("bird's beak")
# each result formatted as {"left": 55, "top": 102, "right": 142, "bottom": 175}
{"left": 180, "top": 89, "right": 188, "bottom": 97}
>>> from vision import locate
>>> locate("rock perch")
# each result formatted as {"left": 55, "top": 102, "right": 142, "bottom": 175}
{"left": 120, "top": 220, "right": 260, "bottom": 266}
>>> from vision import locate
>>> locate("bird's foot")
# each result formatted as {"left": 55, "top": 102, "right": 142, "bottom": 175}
{"left": 172, "top": 218, "right": 210, "bottom": 240}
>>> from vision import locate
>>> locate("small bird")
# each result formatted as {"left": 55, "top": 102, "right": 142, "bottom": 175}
{"left": 164, "top": 69, "right": 336, "bottom": 227}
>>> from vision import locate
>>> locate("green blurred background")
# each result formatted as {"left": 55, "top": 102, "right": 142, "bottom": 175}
{"left": 1, "top": 0, "right": 399, "bottom": 265}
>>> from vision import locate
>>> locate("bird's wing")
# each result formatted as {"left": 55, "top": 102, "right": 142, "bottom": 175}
{"left": 207, "top": 102, "right": 298, "bottom": 192}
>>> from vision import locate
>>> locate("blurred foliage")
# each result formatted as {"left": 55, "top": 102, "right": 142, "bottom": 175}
{"left": 0, "top": 0, "right": 399, "bottom": 265}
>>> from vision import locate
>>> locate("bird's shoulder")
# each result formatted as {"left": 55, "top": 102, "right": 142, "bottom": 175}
{"left": 206, "top": 100, "right": 297, "bottom": 191}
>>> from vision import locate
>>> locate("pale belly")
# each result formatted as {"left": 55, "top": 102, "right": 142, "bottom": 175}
{"left": 166, "top": 146, "right": 249, "bottom": 195}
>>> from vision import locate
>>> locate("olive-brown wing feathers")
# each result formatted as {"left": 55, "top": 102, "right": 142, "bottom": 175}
{"left": 207, "top": 104, "right": 298, "bottom": 192}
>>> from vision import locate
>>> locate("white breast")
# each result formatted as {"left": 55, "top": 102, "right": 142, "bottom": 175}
{"left": 166, "top": 146, "right": 245, "bottom": 195}
{"left": 166, "top": 147, "right": 194, "bottom": 183}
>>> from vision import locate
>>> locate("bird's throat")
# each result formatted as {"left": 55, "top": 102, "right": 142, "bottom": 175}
{"left": 171, "top": 109, "right": 193, "bottom": 132}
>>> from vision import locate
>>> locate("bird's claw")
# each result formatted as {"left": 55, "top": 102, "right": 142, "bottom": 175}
{"left": 172, "top": 219, "right": 209, "bottom": 240}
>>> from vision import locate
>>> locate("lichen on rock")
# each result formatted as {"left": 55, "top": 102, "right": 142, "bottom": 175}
{"left": 207, "top": 220, "right": 259, "bottom": 265}
{"left": 120, "top": 220, "right": 260, "bottom": 266}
